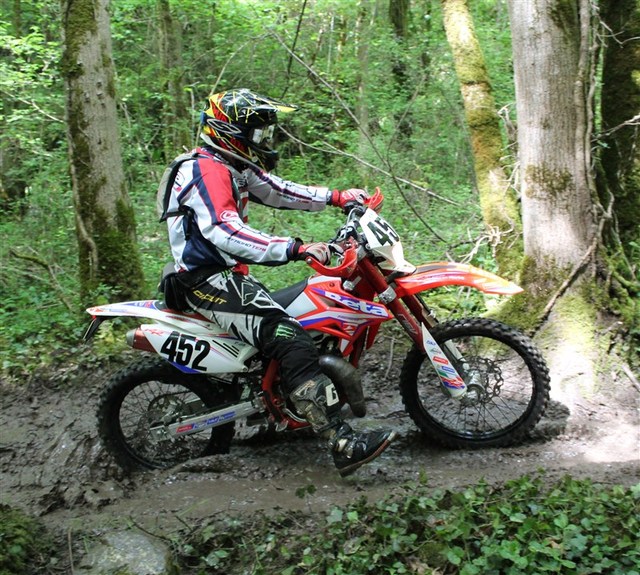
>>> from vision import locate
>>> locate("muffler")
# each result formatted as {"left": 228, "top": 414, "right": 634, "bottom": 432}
{"left": 319, "top": 355, "right": 366, "bottom": 417}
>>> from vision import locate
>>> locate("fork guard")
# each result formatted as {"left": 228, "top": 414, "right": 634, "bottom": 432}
{"left": 394, "top": 262, "right": 523, "bottom": 296}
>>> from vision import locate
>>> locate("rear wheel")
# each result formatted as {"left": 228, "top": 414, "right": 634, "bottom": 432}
{"left": 400, "top": 318, "right": 550, "bottom": 448}
{"left": 97, "top": 357, "right": 236, "bottom": 470}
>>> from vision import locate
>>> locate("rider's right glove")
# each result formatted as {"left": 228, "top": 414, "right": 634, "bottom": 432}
{"left": 329, "top": 188, "right": 371, "bottom": 210}
{"left": 291, "top": 241, "right": 332, "bottom": 265}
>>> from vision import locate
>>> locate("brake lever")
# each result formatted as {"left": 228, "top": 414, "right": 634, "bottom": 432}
{"left": 333, "top": 221, "right": 359, "bottom": 244}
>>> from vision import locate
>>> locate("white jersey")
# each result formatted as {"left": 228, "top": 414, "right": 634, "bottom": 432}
{"left": 159, "top": 147, "right": 331, "bottom": 272}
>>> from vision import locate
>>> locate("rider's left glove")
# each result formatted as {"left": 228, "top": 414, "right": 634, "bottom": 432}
{"left": 329, "top": 188, "right": 371, "bottom": 209}
{"left": 291, "top": 241, "right": 333, "bottom": 265}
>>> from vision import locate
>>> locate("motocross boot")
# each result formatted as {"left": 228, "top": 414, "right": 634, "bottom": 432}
{"left": 290, "top": 375, "right": 396, "bottom": 477}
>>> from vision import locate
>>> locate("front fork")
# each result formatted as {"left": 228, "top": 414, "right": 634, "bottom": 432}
{"left": 360, "top": 258, "right": 469, "bottom": 400}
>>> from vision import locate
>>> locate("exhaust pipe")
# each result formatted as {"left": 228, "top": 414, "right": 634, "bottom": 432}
{"left": 319, "top": 355, "right": 366, "bottom": 417}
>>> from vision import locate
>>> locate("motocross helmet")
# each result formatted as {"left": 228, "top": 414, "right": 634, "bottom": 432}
{"left": 200, "top": 88, "right": 297, "bottom": 170}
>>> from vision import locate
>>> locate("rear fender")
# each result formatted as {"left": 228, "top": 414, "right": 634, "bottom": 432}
{"left": 394, "top": 262, "right": 523, "bottom": 296}
{"left": 85, "top": 300, "right": 219, "bottom": 336}
{"left": 85, "top": 300, "right": 258, "bottom": 373}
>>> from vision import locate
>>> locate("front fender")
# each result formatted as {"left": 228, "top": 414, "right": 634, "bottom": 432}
{"left": 394, "top": 262, "right": 523, "bottom": 296}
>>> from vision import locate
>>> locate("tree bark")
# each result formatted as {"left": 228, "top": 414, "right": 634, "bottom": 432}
{"left": 441, "top": 0, "right": 521, "bottom": 277}
{"left": 12, "top": 0, "right": 22, "bottom": 36}
{"left": 354, "top": 0, "right": 376, "bottom": 165}
{"left": 389, "top": 0, "right": 410, "bottom": 90}
{"left": 506, "top": 0, "right": 603, "bottom": 397}
{"left": 61, "top": 0, "right": 144, "bottom": 302}
{"left": 599, "top": 0, "right": 640, "bottom": 253}
{"left": 508, "top": 0, "right": 595, "bottom": 270}
{"left": 157, "top": 0, "right": 192, "bottom": 160}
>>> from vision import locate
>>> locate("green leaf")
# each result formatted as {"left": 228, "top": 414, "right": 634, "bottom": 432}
{"left": 327, "top": 508, "right": 343, "bottom": 524}
{"left": 446, "top": 546, "right": 465, "bottom": 565}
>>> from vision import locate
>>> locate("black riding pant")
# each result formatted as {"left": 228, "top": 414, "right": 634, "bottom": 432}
{"left": 185, "top": 270, "right": 321, "bottom": 393}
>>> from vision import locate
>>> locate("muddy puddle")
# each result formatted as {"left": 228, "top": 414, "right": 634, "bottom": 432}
{"left": 1, "top": 345, "right": 639, "bottom": 537}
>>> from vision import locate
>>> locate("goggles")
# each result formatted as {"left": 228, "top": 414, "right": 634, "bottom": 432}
{"left": 249, "top": 124, "right": 275, "bottom": 147}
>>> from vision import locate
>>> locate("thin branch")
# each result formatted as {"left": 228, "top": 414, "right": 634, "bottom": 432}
{"left": 0, "top": 88, "right": 63, "bottom": 123}
{"left": 281, "top": 0, "right": 309, "bottom": 98}
{"left": 126, "top": 515, "right": 176, "bottom": 543}
{"left": 210, "top": 34, "right": 271, "bottom": 95}
{"left": 268, "top": 29, "right": 449, "bottom": 244}
{"left": 9, "top": 248, "right": 74, "bottom": 312}
{"left": 385, "top": 337, "right": 395, "bottom": 379}
{"left": 599, "top": 113, "right": 640, "bottom": 137}
{"left": 67, "top": 528, "right": 76, "bottom": 575}
{"left": 622, "top": 364, "right": 640, "bottom": 393}
{"left": 279, "top": 127, "right": 456, "bottom": 205}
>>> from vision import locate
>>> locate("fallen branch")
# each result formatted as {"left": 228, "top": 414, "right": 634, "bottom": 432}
{"left": 533, "top": 193, "right": 612, "bottom": 335}
{"left": 622, "top": 364, "right": 640, "bottom": 393}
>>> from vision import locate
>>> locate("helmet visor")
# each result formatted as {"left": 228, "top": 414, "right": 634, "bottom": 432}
{"left": 249, "top": 125, "right": 275, "bottom": 147}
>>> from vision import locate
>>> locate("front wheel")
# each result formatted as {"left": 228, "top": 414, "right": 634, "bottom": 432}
{"left": 400, "top": 318, "right": 550, "bottom": 449}
{"left": 97, "top": 357, "right": 237, "bottom": 470}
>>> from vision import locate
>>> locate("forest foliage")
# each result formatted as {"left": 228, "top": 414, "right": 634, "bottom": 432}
{"left": 0, "top": 3, "right": 638, "bottom": 574}
{"left": 0, "top": 0, "right": 518, "bottom": 374}
{"left": 1, "top": 0, "right": 637, "bottom": 375}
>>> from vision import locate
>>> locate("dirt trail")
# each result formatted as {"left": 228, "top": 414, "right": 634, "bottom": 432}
{"left": 1, "top": 346, "right": 639, "bottom": 538}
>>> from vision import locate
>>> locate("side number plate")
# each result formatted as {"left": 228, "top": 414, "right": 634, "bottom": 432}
{"left": 160, "top": 331, "right": 211, "bottom": 371}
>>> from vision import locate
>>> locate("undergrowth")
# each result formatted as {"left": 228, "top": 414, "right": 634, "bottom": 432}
{"left": 176, "top": 474, "right": 640, "bottom": 575}
{"left": 1, "top": 475, "right": 638, "bottom": 574}
{"left": 0, "top": 505, "right": 54, "bottom": 575}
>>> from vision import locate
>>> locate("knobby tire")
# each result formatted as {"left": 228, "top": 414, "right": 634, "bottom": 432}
{"left": 400, "top": 318, "right": 550, "bottom": 449}
{"left": 97, "top": 357, "right": 236, "bottom": 470}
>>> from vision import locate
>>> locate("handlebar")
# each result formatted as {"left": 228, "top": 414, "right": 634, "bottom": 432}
{"left": 303, "top": 188, "right": 385, "bottom": 277}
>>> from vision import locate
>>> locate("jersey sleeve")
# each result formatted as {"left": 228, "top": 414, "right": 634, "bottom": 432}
{"left": 192, "top": 158, "right": 296, "bottom": 265}
{"left": 244, "top": 166, "right": 331, "bottom": 212}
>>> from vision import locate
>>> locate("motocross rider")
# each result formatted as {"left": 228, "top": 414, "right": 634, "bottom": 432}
{"left": 157, "top": 88, "right": 396, "bottom": 477}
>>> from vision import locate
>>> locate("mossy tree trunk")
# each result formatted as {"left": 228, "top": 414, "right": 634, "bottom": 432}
{"left": 389, "top": 0, "right": 410, "bottom": 91}
{"left": 354, "top": 0, "right": 376, "bottom": 169}
{"left": 441, "top": 0, "right": 521, "bottom": 279}
{"left": 506, "top": 0, "right": 607, "bottom": 397}
{"left": 157, "top": 0, "right": 192, "bottom": 162}
{"left": 61, "top": 0, "right": 144, "bottom": 303}
{"left": 598, "top": 0, "right": 640, "bottom": 309}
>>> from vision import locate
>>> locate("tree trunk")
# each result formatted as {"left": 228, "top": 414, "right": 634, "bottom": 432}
{"left": 506, "top": 0, "right": 602, "bottom": 397}
{"left": 441, "top": 0, "right": 521, "bottom": 278}
{"left": 157, "top": 0, "right": 192, "bottom": 161}
{"left": 389, "top": 0, "right": 410, "bottom": 90}
{"left": 61, "top": 0, "right": 144, "bottom": 302}
{"left": 354, "top": 0, "right": 376, "bottom": 167}
{"left": 508, "top": 1, "right": 595, "bottom": 270}
{"left": 599, "top": 0, "right": 640, "bottom": 256}
{"left": 12, "top": 0, "right": 22, "bottom": 35}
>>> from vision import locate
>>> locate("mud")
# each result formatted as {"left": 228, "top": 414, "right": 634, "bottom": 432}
{"left": 1, "top": 342, "right": 639, "bottom": 540}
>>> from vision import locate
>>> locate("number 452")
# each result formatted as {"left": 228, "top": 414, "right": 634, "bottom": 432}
{"left": 160, "top": 331, "right": 210, "bottom": 371}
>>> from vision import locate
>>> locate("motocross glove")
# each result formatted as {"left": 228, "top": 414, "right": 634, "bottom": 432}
{"left": 329, "top": 188, "right": 371, "bottom": 209}
{"left": 291, "top": 241, "right": 333, "bottom": 265}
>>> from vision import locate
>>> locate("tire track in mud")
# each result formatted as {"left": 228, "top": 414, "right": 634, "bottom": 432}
{"left": 1, "top": 348, "right": 638, "bottom": 534}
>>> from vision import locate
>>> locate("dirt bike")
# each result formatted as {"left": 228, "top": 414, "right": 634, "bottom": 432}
{"left": 85, "top": 188, "right": 550, "bottom": 471}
